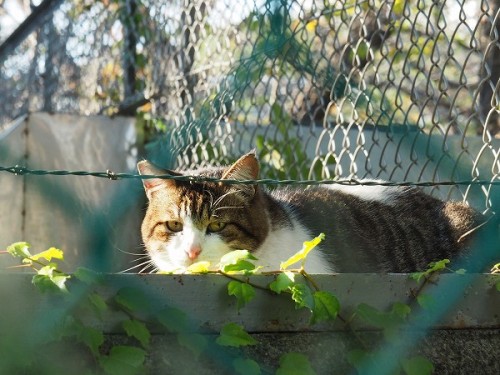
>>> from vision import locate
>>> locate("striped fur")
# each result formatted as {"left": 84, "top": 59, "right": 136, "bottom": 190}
{"left": 138, "top": 152, "right": 483, "bottom": 273}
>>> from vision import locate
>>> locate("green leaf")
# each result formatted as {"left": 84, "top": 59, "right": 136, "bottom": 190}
{"left": 276, "top": 353, "right": 316, "bottom": 375}
{"left": 393, "top": 0, "right": 405, "bottom": 15}
{"left": 123, "top": 319, "right": 150, "bottom": 349}
{"left": 99, "top": 346, "right": 146, "bottom": 375}
{"left": 455, "top": 268, "right": 466, "bottom": 275}
{"left": 311, "top": 291, "right": 340, "bottom": 324}
{"left": 427, "top": 259, "right": 450, "bottom": 273}
{"left": 7, "top": 242, "right": 31, "bottom": 259}
{"left": 290, "top": 283, "right": 314, "bottom": 311}
{"left": 75, "top": 267, "right": 103, "bottom": 284}
{"left": 157, "top": 307, "right": 188, "bottom": 333}
{"left": 114, "top": 287, "right": 152, "bottom": 314}
{"left": 32, "top": 273, "right": 69, "bottom": 293}
{"left": 280, "top": 233, "right": 325, "bottom": 270}
{"left": 88, "top": 293, "right": 108, "bottom": 318}
{"left": 269, "top": 272, "right": 296, "bottom": 294}
{"left": 233, "top": 358, "right": 261, "bottom": 375}
{"left": 216, "top": 323, "right": 258, "bottom": 347}
{"left": 79, "top": 326, "right": 104, "bottom": 356}
{"left": 417, "top": 294, "right": 435, "bottom": 310}
{"left": 220, "top": 250, "right": 257, "bottom": 274}
{"left": 30, "top": 247, "right": 64, "bottom": 262}
{"left": 228, "top": 281, "right": 256, "bottom": 310}
{"left": 391, "top": 302, "right": 411, "bottom": 320}
{"left": 347, "top": 349, "right": 372, "bottom": 372}
{"left": 401, "top": 356, "right": 434, "bottom": 375}
{"left": 355, "top": 303, "right": 391, "bottom": 328}
{"left": 177, "top": 333, "right": 208, "bottom": 359}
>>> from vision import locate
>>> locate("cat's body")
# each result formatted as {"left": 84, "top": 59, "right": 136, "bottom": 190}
{"left": 138, "top": 152, "right": 482, "bottom": 273}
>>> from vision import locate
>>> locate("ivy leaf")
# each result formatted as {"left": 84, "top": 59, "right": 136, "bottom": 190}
{"left": 355, "top": 303, "right": 391, "bottom": 328}
{"left": 310, "top": 291, "right": 340, "bottom": 324}
{"left": 391, "top": 302, "right": 411, "bottom": 320}
{"left": 427, "top": 259, "right": 450, "bottom": 273}
{"left": 99, "top": 346, "right": 146, "bottom": 375}
{"left": 216, "top": 323, "right": 258, "bottom": 347}
{"left": 290, "top": 283, "right": 314, "bottom": 311}
{"left": 269, "top": 272, "right": 295, "bottom": 294}
{"left": 6, "top": 242, "right": 31, "bottom": 259}
{"left": 280, "top": 233, "right": 325, "bottom": 270}
{"left": 114, "top": 287, "right": 152, "bottom": 314}
{"left": 177, "top": 333, "right": 208, "bottom": 359}
{"left": 220, "top": 250, "right": 257, "bottom": 274}
{"left": 228, "top": 280, "right": 256, "bottom": 310}
{"left": 401, "top": 356, "right": 434, "bottom": 375}
{"left": 233, "top": 358, "right": 261, "bottom": 375}
{"left": 75, "top": 267, "right": 103, "bottom": 284}
{"left": 416, "top": 294, "right": 435, "bottom": 310}
{"left": 123, "top": 319, "right": 150, "bottom": 349}
{"left": 88, "top": 293, "right": 108, "bottom": 318}
{"left": 30, "top": 247, "right": 64, "bottom": 262}
{"left": 276, "top": 353, "right": 316, "bottom": 375}
{"left": 157, "top": 307, "right": 188, "bottom": 333}
{"left": 32, "top": 272, "right": 70, "bottom": 293}
{"left": 186, "top": 261, "right": 211, "bottom": 274}
{"left": 79, "top": 326, "right": 104, "bottom": 356}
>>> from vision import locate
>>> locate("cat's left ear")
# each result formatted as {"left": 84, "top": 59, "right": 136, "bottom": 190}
{"left": 222, "top": 151, "right": 259, "bottom": 197}
{"left": 137, "top": 160, "right": 178, "bottom": 200}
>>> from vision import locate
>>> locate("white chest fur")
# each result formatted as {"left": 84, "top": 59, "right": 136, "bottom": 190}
{"left": 253, "top": 219, "right": 332, "bottom": 274}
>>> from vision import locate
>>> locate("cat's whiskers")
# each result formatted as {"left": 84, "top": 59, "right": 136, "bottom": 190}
{"left": 119, "top": 259, "right": 155, "bottom": 273}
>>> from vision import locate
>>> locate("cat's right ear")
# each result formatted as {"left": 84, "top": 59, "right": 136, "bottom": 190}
{"left": 137, "top": 160, "right": 177, "bottom": 200}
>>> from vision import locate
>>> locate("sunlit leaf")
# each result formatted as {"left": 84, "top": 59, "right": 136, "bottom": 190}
{"left": 276, "top": 352, "right": 316, "bottom": 375}
{"left": 305, "top": 19, "right": 318, "bottom": 32}
{"left": 269, "top": 272, "right": 296, "bottom": 294}
{"left": 233, "top": 358, "right": 261, "bottom": 375}
{"left": 177, "top": 333, "right": 208, "bottom": 359}
{"left": 220, "top": 250, "right": 258, "bottom": 273}
{"left": 290, "top": 283, "right": 314, "bottom": 311}
{"left": 30, "top": 247, "right": 64, "bottom": 262}
{"left": 310, "top": 291, "right": 340, "bottom": 324}
{"left": 393, "top": 0, "right": 405, "bottom": 15}
{"left": 7, "top": 242, "right": 31, "bottom": 259}
{"left": 401, "top": 355, "right": 434, "bottom": 375}
{"left": 280, "top": 233, "right": 325, "bottom": 270}
{"left": 228, "top": 280, "right": 255, "bottom": 310}
{"left": 186, "top": 261, "right": 211, "bottom": 274}
{"left": 123, "top": 319, "right": 150, "bottom": 349}
{"left": 216, "top": 323, "right": 258, "bottom": 347}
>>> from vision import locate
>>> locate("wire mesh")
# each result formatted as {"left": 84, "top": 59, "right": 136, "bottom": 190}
{"left": 0, "top": 0, "right": 499, "bottom": 212}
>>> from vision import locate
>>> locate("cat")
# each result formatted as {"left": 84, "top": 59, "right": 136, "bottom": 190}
{"left": 137, "top": 151, "right": 483, "bottom": 273}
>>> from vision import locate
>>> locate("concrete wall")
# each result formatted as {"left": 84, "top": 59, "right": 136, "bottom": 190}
{"left": 0, "top": 113, "right": 144, "bottom": 271}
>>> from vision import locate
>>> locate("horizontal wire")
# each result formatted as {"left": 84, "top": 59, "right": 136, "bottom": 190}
{"left": 0, "top": 165, "right": 499, "bottom": 187}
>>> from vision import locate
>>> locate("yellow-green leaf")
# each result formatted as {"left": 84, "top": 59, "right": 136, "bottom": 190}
{"left": 393, "top": 0, "right": 405, "bottom": 15}
{"left": 30, "top": 247, "right": 64, "bottom": 262}
{"left": 280, "top": 233, "right": 325, "bottom": 270}
{"left": 6, "top": 242, "right": 31, "bottom": 259}
{"left": 186, "top": 261, "right": 211, "bottom": 274}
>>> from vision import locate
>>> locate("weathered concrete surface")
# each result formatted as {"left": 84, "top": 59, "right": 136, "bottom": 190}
{"left": 0, "top": 273, "right": 499, "bottom": 374}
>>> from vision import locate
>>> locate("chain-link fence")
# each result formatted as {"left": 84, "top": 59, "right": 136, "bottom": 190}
{"left": 1, "top": 0, "right": 500, "bottom": 211}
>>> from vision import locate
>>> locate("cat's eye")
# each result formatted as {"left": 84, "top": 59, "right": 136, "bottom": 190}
{"left": 166, "top": 220, "right": 183, "bottom": 233}
{"left": 207, "top": 221, "right": 226, "bottom": 233}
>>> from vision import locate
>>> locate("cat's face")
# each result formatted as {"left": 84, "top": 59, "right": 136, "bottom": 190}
{"left": 138, "top": 152, "right": 268, "bottom": 272}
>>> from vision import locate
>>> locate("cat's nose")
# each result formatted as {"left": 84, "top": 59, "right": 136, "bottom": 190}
{"left": 187, "top": 245, "right": 202, "bottom": 260}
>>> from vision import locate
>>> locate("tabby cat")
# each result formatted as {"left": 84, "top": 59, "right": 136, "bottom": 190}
{"left": 137, "top": 151, "right": 482, "bottom": 273}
